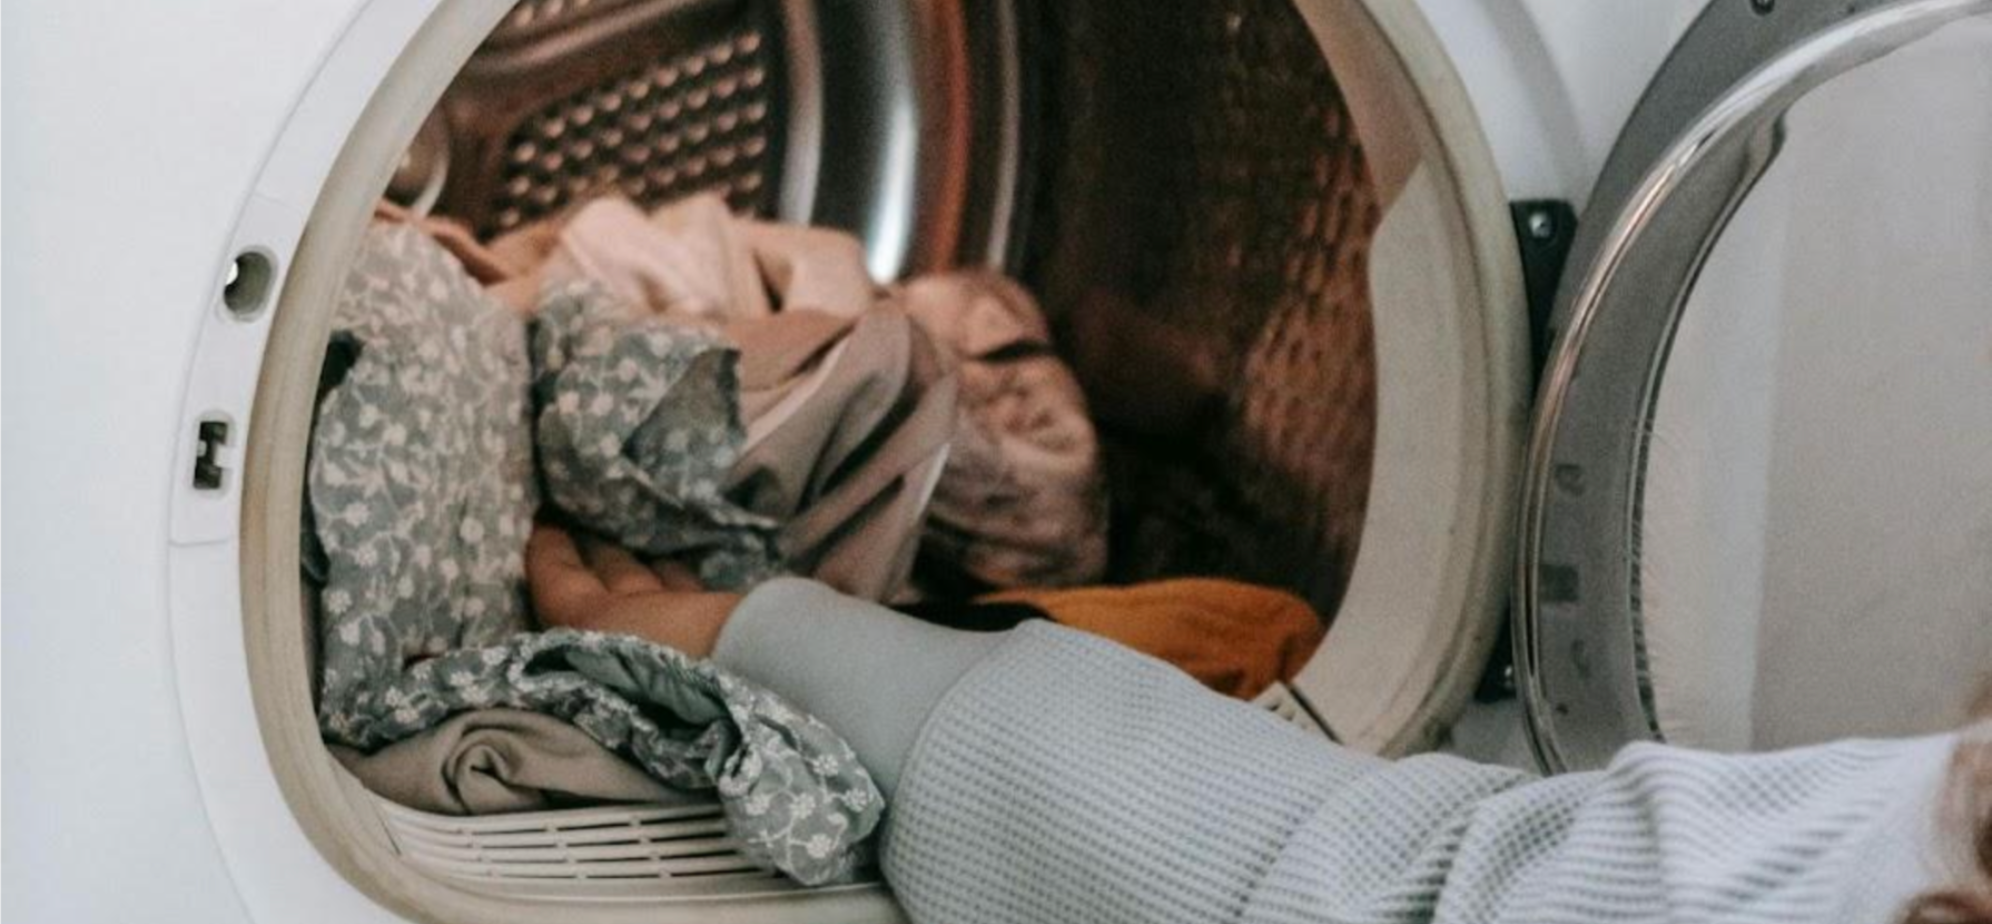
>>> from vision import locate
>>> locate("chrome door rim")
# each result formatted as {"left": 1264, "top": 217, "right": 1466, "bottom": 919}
{"left": 1515, "top": 0, "right": 1992, "bottom": 773}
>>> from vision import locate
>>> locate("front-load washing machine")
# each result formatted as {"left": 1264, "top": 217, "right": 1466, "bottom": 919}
{"left": 7, "top": 1, "right": 1990, "bottom": 921}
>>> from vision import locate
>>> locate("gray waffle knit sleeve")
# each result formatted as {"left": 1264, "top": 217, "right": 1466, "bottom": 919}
{"left": 715, "top": 580, "right": 1961, "bottom": 924}
{"left": 713, "top": 577, "right": 1004, "bottom": 796}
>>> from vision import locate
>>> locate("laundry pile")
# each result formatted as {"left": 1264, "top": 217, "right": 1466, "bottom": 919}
{"left": 437, "top": 194, "right": 1117, "bottom": 595}
{"left": 308, "top": 224, "right": 880, "bottom": 884}
{"left": 308, "top": 194, "right": 1326, "bottom": 885}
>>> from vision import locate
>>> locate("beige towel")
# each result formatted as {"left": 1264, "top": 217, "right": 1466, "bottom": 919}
{"left": 329, "top": 708, "right": 683, "bottom": 815}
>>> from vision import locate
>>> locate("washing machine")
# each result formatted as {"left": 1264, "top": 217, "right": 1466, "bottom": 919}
{"left": 7, "top": 0, "right": 1991, "bottom": 921}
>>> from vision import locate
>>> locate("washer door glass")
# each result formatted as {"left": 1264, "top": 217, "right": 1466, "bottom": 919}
{"left": 1520, "top": 2, "right": 1992, "bottom": 771}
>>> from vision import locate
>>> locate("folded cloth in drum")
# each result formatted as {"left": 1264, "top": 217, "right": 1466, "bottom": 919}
{"left": 327, "top": 707, "right": 683, "bottom": 815}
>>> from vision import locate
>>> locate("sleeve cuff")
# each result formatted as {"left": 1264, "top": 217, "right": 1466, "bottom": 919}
{"left": 711, "top": 577, "right": 1006, "bottom": 795}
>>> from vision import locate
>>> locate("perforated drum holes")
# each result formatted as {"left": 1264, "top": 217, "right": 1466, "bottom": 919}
{"left": 223, "top": 249, "right": 276, "bottom": 319}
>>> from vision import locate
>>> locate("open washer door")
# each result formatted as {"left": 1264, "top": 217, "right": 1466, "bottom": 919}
{"left": 1517, "top": 0, "right": 1992, "bottom": 772}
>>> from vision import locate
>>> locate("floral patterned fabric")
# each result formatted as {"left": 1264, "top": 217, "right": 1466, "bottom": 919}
{"left": 530, "top": 278, "right": 784, "bottom": 590}
{"left": 310, "top": 224, "right": 538, "bottom": 706}
{"left": 308, "top": 224, "right": 881, "bottom": 885}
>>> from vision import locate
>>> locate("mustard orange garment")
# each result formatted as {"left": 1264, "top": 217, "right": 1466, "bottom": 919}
{"left": 982, "top": 579, "right": 1325, "bottom": 700}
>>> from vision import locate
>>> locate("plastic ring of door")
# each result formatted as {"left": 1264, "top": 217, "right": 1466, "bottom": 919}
{"left": 1515, "top": 0, "right": 1992, "bottom": 773}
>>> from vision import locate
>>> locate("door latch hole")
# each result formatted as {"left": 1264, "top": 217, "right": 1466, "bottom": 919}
{"left": 223, "top": 250, "right": 277, "bottom": 319}
{"left": 193, "top": 418, "right": 232, "bottom": 491}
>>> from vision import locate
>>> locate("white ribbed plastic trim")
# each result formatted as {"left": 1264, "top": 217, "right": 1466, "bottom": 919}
{"left": 375, "top": 795, "right": 837, "bottom": 900}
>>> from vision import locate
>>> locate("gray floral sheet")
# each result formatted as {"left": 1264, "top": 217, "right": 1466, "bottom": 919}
{"left": 308, "top": 224, "right": 880, "bottom": 884}
{"left": 531, "top": 278, "right": 784, "bottom": 590}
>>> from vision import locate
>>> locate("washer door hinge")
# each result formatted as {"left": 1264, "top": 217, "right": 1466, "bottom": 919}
{"left": 1510, "top": 200, "right": 1577, "bottom": 377}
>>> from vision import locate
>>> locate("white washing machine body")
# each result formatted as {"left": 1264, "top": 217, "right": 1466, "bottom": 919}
{"left": 11, "top": 0, "right": 1983, "bottom": 921}
{"left": 8, "top": 6, "right": 412, "bottom": 922}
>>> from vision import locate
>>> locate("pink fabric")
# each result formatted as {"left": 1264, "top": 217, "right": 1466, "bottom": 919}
{"left": 897, "top": 273, "right": 1109, "bottom": 591}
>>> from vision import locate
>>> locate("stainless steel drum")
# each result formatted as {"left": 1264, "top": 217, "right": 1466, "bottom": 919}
{"left": 404, "top": 0, "right": 1384, "bottom": 619}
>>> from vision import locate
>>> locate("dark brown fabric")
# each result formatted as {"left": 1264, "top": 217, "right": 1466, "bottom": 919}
{"left": 892, "top": 600, "right": 1051, "bottom": 634}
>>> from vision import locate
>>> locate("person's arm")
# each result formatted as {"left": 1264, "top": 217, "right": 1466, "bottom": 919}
{"left": 529, "top": 527, "right": 1960, "bottom": 924}
{"left": 710, "top": 580, "right": 1959, "bottom": 924}
{"left": 713, "top": 577, "right": 1465, "bottom": 923}
{"left": 528, "top": 523, "right": 991, "bottom": 795}
{"left": 529, "top": 525, "right": 1406, "bottom": 920}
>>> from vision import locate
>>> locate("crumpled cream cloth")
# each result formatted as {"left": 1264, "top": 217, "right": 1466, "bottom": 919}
{"left": 470, "top": 194, "right": 877, "bottom": 323}
{"left": 551, "top": 195, "right": 876, "bottom": 322}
